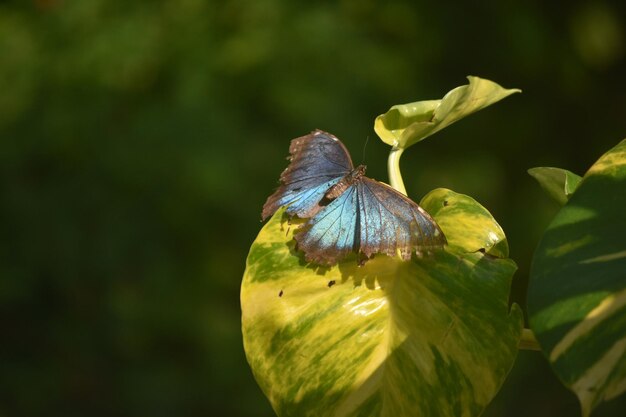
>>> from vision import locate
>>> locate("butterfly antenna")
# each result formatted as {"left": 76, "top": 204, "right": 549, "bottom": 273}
{"left": 361, "top": 136, "right": 370, "bottom": 165}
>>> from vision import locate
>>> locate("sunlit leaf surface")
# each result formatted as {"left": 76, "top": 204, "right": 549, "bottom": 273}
{"left": 242, "top": 188, "right": 522, "bottom": 417}
{"left": 528, "top": 167, "right": 582, "bottom": 206}
{"left": 374, "top": 76, "right": 520, "bottom": 149}
{"left": 528, "top": 139, "right": 626, "bottom": 417}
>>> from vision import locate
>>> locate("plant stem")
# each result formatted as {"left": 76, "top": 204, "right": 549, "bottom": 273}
{"left": 519, "top": 328, "right": 541, "bottom": 351}
{"left": 387, "top": 146, "right": 407, "bottom": 195}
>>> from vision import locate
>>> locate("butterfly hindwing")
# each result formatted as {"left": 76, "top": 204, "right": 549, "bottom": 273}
{"left": 262, "top": 130, "right": 353, "bottom": 220}
{"left": 294, "top": 177, "right": 446, "bottom": 265}
{"left": 294, "top": 185, "right": 359, "bottom": 265}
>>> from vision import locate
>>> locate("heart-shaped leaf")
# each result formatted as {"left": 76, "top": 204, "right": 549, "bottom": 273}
{"left": 528, "top": 139, "right": 626, "bottom": 417}
{"left": 528, "top": 167, "right": 582, "bottom": 206}
{"left": 374, "top": 76, "right": 520, "bottom": 149}
{"left": 242, "top": 188, "right": 523, "bottom": 417}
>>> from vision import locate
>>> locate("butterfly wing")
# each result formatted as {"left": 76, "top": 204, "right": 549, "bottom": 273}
{"left": 294, "top": 177, "right": 446, "bottom": 265}
{"left": 357, "top": 177, "right": 446, "bottom": 260}
{"left": 262, "top": 130, "right": 354, "bottom": 220}
{"left": 294, "top": 185, "right": 359, "bottom": 265}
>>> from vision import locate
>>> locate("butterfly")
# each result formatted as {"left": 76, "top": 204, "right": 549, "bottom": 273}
{"left": 262, "top": 130, "right": 446, "bottom": 265}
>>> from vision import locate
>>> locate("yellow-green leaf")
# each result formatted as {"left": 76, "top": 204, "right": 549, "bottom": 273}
{"left": 528, "top": 139, "right": 626, "bottom": 417}
{"left": 528, "top": 167, "right": 582, "bottom": 206}
{"left": 374, "top": 76, "right": 520, "bottom": 149}
{"left": 242, "top": 188, "right": 523, "bottom": 417}
{"left": 420, "top": 188, "right": 509, "bottom": 258}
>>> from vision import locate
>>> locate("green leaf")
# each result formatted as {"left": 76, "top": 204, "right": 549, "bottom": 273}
{"left": 528, "top": 139, "right": 626, "bottom": 417}
{"left": 420, "top": 188, "right": 509, "bottom": 258}
{"left": 528, "top": 167, "right": 582, "bottom": 205}
{"left": 374, "top": 76, "right": 520, "bottom": 149}
{"left": 242, "top": 189, "right": 523, "bottom": 417}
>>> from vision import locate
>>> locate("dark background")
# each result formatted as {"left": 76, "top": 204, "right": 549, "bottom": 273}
{"left": 1, "top": 0, "right": 625, "bottom": 416}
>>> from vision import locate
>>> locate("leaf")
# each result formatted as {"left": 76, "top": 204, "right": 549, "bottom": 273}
{"left": 528, "top": 139, "right": 626, "bottom": 417}
{"left": 374, "top": 76, "right": 520, "bottom": 149}
{"left": 242, "top": 188, "right": 523, "bottom": 417}
{"left": 420, "top": 188, "right": 509, "bottom": 258}
{"left": 528, "top": 167, "right": 582, "bottom": 205}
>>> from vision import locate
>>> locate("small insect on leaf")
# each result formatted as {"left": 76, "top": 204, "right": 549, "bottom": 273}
{"left": 327, "top": 280, "right": 336, "bottom": 288}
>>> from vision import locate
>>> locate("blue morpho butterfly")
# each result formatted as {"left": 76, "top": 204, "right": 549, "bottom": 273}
{"left": 262, "top": 130, "right": 446, "bottom": 265}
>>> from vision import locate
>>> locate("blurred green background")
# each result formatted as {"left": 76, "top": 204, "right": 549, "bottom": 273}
{"left": 1, "top": 0, "right": 625, "bottom": 416}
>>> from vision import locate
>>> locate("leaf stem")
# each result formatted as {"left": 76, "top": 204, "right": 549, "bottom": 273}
{"left": 388, "top": 146, "right": 407, "bottom": 196}
{"left": 519, "top": 328, "right": 541, "bottom": 351}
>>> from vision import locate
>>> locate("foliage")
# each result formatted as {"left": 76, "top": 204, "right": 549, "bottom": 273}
{"left": 528, "top": 139, "right": 626, "bottom": 416}
{"left": 243, "top": 191, "right": 522, "bottom": 417}
{"left": 242, "top": 79, "right": 626, "bottom": 416}
{"left": 374, "top": 76, "right": 520, "bottom": 150}
{"left": 2, "top": 1, "right": 626, "bottom": 416}
{"left": 528, "top": 167, "right": 582, "bottom": 206}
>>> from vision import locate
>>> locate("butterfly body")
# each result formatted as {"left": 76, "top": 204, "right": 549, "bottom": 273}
{"left": 263, "top": 130, "right": 445, "bottom": 265}
{"left": 324, "top": 165, "right": 366, "bottom": 200}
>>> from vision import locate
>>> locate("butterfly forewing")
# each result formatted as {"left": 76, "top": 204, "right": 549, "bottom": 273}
{"left": 262, "top": 130, "right": 353, "bottom": 220}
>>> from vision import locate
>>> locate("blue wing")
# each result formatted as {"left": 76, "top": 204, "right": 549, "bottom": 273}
{"left": 357, "top": 177, "right": 446, "bottom": 260}
{"left": 262, "top": 130, "right": 353, "bottom": 220}
{"left": 294, "top": 178, "right": 445, "bottom": 265}
{"left": 294, "top": 185, "right": 359, "bottom": 265}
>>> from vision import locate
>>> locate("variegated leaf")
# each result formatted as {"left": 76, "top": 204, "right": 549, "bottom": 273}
{"left": 374, "top": 76, "right": 520, "bottom": 150}
{"left": 242, "top": 188, "right": 523, "bottom": 417}
{"left": 528, "top": 139, "right": 626, "bottom": 417}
